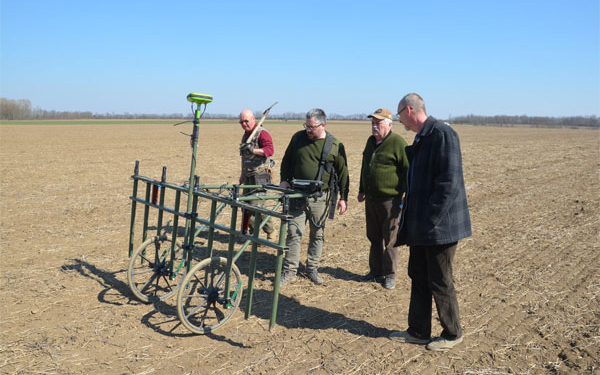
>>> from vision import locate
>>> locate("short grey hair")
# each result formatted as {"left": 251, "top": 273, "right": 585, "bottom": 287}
{"left": 371, "top": 117, "right": 393, "bottom": 125}
{"left": 400, "top": 93, "right": 427, "bottom": 115}
{"left": 306, "top": 108, "right": 327, "bottom": 124}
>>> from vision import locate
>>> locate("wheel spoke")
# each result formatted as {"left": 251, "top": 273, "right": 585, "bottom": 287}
{"left": 139, "top": 272, "right": 159, "bottom": 293}
{"left": 159, "top": 274, "right": 175, "bottom": 292}
{"left": 185, "top": 300, "right": 209, "bottom": 320}
{"left": 138, "top": 255, "right": 154, "bottom": 267}
{"left": 192, "top": 273, "right": 208, "bottom": 291}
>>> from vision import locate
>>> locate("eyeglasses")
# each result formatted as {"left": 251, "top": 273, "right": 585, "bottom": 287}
{"left": 396, "top": 107, "right": 408, "bottom": 117}
{"left": 239, "top": 119, "right": 250, "bottom": 124}
{"left": 303, "top": 122, "right": 323, "bottom": 130}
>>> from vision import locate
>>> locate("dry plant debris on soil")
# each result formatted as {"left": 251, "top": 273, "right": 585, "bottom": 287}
{"left": 0, "top": 122, "right": 598, "bottom": 375}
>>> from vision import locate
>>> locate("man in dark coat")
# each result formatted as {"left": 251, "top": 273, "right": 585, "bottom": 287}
{"left": 390, "top": 93, "right": 471, "bottom": 351}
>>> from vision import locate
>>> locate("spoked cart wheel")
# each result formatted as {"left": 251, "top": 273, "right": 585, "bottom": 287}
{"left": 127, "top": 235, "right": 186, "bottom": 303}
{"left": 177, "top": 256, "right": 243, "bottom": 334}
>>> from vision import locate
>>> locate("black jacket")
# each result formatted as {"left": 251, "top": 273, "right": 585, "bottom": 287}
{"left": 397, "top": 116, "right": 472, "bottom": 246}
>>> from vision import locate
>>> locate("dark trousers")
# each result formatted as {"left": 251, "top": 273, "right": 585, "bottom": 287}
{"left": 407, "top": 242, "right": 462, "bottom": 340}
{"left": 365, "top": 197, "right": 402, "bottom": 279}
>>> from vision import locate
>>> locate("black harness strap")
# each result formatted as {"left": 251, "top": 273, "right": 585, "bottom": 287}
{"left": 316, "top": 132, "right": 334, "bottom": 183}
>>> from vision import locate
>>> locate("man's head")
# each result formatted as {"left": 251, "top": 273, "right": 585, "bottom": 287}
{"left": 239, "top": 109, "right": 256, "bottom": 132}
{"left": 368, "top": 108, "right": 393, "bottom": 143}
{"left": 397, "top": 93, "right": 428, "bottom": 133}
{"left": 304, "top": 108, "right": 327, "bottom": 141}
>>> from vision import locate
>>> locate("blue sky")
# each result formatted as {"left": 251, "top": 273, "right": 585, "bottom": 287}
{"left": 1, "top": 0, "right": 598, "bottom": 117}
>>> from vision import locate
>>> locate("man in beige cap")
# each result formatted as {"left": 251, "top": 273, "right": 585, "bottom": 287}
{"left": 357, "top": 108, "right": 409, "bottom": 289}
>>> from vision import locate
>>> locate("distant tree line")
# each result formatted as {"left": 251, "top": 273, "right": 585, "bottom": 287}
{"left": 201, "top": 111, "right": 369, "bottom": 121}
{"left": 449, "top": 114, "right": 598, "bottom": 128}
{"left": 1, "top": 97, "right": 598, "bottom": 127}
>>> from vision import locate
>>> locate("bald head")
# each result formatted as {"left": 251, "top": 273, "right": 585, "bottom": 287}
{"left": 397, "top": 93, "right": 429, "bottom": 133}
{"left": 239, "top": 109, "right": 256, "bottom": 132}
{"left": 240, "top": 109, "right": 255, "bottom": 119}
{"left": 399, "top": 93, "right": 427, "bottom": 115}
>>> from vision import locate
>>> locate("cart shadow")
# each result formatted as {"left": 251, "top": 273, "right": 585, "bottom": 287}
{"left": 138, "top": 287, "right": 391, "bottom": 343}
{"left": 61, "top": 258, "right": 139, "bottom": 306}
{"left": 245, "top": 288, "right": 392, "bottom": 339}
{"left": 140, "top": 302, "right": 249, "bottom": 347}
{"left": 61, "top": 258, "right": 390, "bottom": 346}
{"left": 61, "top": 258, "right": 249, "bottom": 346}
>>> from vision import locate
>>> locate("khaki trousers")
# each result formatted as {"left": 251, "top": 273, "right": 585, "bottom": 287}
{"left": 283, "top": 194, "right": 328, "bottom": 273}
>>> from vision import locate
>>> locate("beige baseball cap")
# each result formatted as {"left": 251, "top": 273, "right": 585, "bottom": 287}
{"left": 368, "top": 108, "right": 393, "bottom": 120}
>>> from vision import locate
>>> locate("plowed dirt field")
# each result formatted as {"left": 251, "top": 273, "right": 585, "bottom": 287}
{"left": 1, "top": 121, "right": 598, "bottom": 375}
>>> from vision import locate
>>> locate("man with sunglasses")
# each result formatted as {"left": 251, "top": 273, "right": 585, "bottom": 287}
{"left": 239, "top": 109, "right": 275, "bottom": 239}
{"left": 390, "top": 93, "right": 471, "bottom": 351}
{"left": 278, "top": 108, "right": 349, "bottom": 286}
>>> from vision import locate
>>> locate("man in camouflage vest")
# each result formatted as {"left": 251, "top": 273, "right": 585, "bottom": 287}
{"left": 239, "top": 109, "right": 275, "bottom": 239}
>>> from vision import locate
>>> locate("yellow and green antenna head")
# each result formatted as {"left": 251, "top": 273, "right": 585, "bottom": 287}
{"left": 186, "top": 92, "right": 213, "bottom": 105}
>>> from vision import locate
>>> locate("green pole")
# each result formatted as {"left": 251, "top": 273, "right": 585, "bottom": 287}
{"left": 182, "top": 107, "right": 201, "bottom": 249}
{"left": 156, "top": 166, "right": 167, "bottom": 236}
{"left": 224, "top": 186, "right": 240, "bottom": 300}
{"left": 206, "top": 200, "right": 218, "bottom": 259}
{"left": 245, "top": 212, "right": 261, "bottom": 319}
{"left": 128, "top": 160, "right": 139, "bottom": 257}
{"left": 170, "top": 190, "right": 181, "bottom": 277}
{"left": 270, "top": 197, "right": 289, "bottom": 331}
{"left": 185, "top": 176, "right": 200, "bottom": 273}
{"left": 142, "top": 182, "right": 151, "bottom": 248}
{"left": 181, "top": 106, "right": 203, "bottom": 273}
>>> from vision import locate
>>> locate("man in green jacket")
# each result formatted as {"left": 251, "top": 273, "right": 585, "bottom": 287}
{"left": 279, "top": 108, "right": 350, "bottom": 286}
{"left": 357, "top": 108, "right": 409, "bottom": 289}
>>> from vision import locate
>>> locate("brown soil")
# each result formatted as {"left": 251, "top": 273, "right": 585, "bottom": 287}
{"left": 1, "top": 122, "right": 598, "bottom": 375}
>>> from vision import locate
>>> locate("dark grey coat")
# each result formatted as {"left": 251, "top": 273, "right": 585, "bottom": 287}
{"left": 397, "top": 116, "right": 472, "bottom": 246}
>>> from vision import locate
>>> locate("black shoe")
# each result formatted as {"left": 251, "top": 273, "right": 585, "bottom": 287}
{"left": 360, "top": 272, "right": 385, "bottom": 283}
{"left": 360, "top": 272, "right": 376, "bottom": 282}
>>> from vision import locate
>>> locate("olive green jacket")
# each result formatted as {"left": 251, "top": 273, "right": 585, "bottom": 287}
{"left": 359, "top": 131, "right": 409, "bottom": 199}
{"left": 280, "top": 130, "right": 349, "bottom": 201}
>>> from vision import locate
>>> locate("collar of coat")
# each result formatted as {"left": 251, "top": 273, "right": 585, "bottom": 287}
{"left": 418, "top": 116, "right": 438, "bottom": 140}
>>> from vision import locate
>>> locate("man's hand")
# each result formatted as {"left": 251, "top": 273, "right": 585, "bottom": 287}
{"left": 240, "top": 142, "right": 254, "bottom": 155}
{"left": 279, "top": 181, "right": 291, "bottom": 189}
{"left": 357, "top": 194, "right": 365, "bottom": 203}
{"left": 337, "top": 200, "right": 347, "bottom": 215}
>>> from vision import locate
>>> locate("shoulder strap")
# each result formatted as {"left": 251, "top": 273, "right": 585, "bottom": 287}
{"left": 250, "top": 127, "right": 263, "bottom": 146}
{"left": 316, "top": 132, "right": 334, "bottom": 182}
